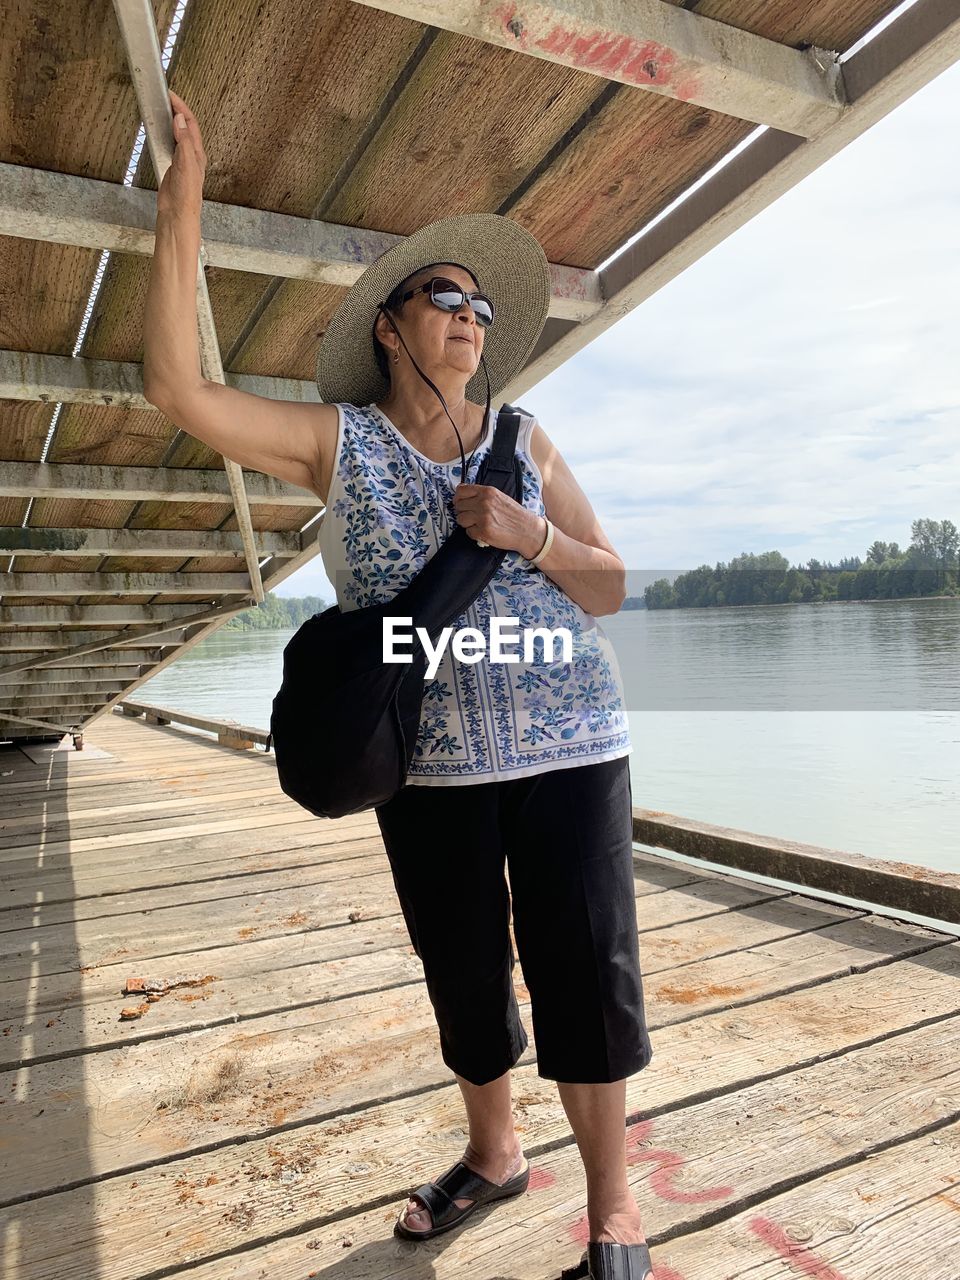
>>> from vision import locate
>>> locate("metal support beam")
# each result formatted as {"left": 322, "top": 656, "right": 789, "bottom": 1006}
{"left": 0, "top": 460, "right": 322, "bottom": 505}
{"left": 0, "top": 166, "right": 601, "bottom": 323}
{"left": 350, "top": 0, "right": 847, "bottom": 136}
{"left": 112, "top": 0, "right": 264, "bottom": 601}
{"left": 504, "top": 0, "right": 960, "bottom": 397}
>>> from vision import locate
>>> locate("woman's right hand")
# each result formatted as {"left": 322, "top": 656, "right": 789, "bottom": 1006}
{"left": 157, "top": 89, "right": 208, "bottom": 220}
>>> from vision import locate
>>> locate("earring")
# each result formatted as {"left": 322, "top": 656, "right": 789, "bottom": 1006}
{"left": 392, "top": 350, "right": 400, "bottom": 364}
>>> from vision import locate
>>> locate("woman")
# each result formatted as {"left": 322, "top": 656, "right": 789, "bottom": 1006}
{"left": 146, "top": 90, "right": 654, "bottom": 1280}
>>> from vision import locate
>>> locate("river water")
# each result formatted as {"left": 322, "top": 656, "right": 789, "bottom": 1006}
{"left": 136, "top": 597, "right": 958, "bottom": 891}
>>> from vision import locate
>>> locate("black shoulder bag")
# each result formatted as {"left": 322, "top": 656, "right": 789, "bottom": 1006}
{"left": 269, "top": 403, "right": 525, "bottom": 819}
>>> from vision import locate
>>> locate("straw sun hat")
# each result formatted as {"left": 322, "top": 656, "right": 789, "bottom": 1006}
{"left": 314, "top": 212, "right": 551, "bottom": 408}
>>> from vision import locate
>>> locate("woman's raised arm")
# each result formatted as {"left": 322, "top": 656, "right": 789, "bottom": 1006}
{"left": 142, "top": 89, "right": 337, "bottom": 498}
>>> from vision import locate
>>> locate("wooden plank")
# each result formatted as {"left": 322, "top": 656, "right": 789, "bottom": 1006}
{"left": 0, "top": 603, "right": 242, "bottom": 626}
{"left": 4, "top": 517, "right": 325, "bottom": 721}
{"left": 0, "top": 690, "right": 120, "bottom": 706}
{"left": 162, "top": 1020, "right": 960, "bottom": 1280}
{"left": 0, "top": 784, "right": 293, "bottom": 846}
{"left": 634, "top": 807, "right": 960, "bottom": 924}
{"left": 656, "top": 1122, "right": 960, "bottom": 1279}
{"left": 0, "top": 793, "right": 303, "bottom": 854}
{"left": 117, "top": 700, "right": 271, "bottom": 744}
{"left": 0, "top": 612, "right": 235, "bottom": 681}
{"left": 4, "top": 670, "right": 154, "bottom": 687}
{"left": 0, "top": 833, "right": 740, "bottom": 922}
{"left": 0, "top": 460, "right": 322, "bottom": 505}
{"left": 317, "top": 29, "right": 746, "bottom": 273}
{"left": 0, "top": 835, "right": 387, "bottom": 913}
{"left": 0, "top": 855, "right": 781, "bottom": 980}
{"left": 0, "top": 749, "right": 271, "bottom": 796}
{"left": 3, "top": 958, "right": 958, "bottom": 1267}
{"left": 351, "top": 0, "right": 847, "bottom": 136}
{"left": 0, "top": 174, "right": 601, "bottom": 325}
{"left": 0, "top": 835, "right": 743, "bottom": 919}
{"left": 1, "top": 772, "right": 288, "bottom": 819}
{"left": 2, "top": 678, "right": 132, "bottom": 691}
{"left": 0, "top": 524, "right": 301, "bottom": 558}
{"left": 0, "top": 633, "right": 175, "bottom": 652}
{"left": 0, "top": 345, "right": 327, "bottom": 409}
{"left": 0, "top": 891, "right": 856, "bottom": 1066}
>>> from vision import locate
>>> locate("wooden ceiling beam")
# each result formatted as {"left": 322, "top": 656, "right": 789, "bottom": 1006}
{"left": 0, "top": 638, "right": 167, "bottom": 659}
{"left": 0, "top": 689, "right": 124, "bottom": 705}
{"left": 0, "top": 348, "right": 321, "bottom": 410}
{"left": 10, "top": 668, "right": 151, "bottom": 683}
{"left": 0, "top": 460, "right": 322, "bottom": 506}
{"left": 0, "top": 165, "right": 601, "bottom": 322}
{"left": 0, "top": 572, "right": 253, "bottom": 597}
{"left": 349, "top": 0, "right": 847, "bottom": 137}
{"left": 0, "top": 604, "right": 242, "bottom": 627}
{"left": 0, "top": 525, "right": 302, "bottom": 559}
{"left": 0, "top": 712, "right": 86, "bottom": 735}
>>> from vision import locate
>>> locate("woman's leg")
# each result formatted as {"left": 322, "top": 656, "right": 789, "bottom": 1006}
{"left": 503, "top": 756, "right": 653, "bottom": 1244}
{"left": 395, "top": 1068, "right": 527, "bottom": 1231}
{"left": 374, "top": 781, "right": 530, "bottom": 1232}
{"left": 555, "top": 1078, "right": 646, "bottom": 1245}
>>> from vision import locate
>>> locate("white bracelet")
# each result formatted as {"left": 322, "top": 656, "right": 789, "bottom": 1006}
{"left": 530, "top": 517, "right": 554, "bottom": 565}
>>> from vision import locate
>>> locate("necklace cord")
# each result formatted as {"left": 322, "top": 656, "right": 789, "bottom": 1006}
{"left": 379, "top": 305, "right": 493, "bottom": 481}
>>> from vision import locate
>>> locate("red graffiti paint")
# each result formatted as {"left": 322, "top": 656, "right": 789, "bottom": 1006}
{"left": 492, "top": 3, "right": 702, "bottom": 101}
{"left": 528, "top": 1165, "right": 556, "bottom": 1191}
{"left": 626, "top": 1121, "right": 735, "bottom": 1204}
{"left": 750, "top": 1215, "right": 852, "bottom": 1279}
{"left": 569, "top": 1212, "right": 591, "bottom": 1246}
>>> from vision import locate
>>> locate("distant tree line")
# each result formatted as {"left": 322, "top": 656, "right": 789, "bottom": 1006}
{"left": 224, "top": 592, "right": 329, "bottom": 630}
{"left": 627, "top": 518, "right": 959, "bottom": 610}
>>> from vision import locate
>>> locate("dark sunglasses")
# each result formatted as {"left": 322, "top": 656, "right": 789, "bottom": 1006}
{"left": 397, "top": 276, "right": 496, "bottom": 328}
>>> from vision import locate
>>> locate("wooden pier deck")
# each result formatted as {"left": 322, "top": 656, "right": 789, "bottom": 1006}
{"left": 2, "top": 711, "right": 959, "bottom": 1279}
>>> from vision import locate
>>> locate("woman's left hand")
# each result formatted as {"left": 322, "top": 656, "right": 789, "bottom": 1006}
{"left": 453, "top": 483, "right": 545, "bottom": 558}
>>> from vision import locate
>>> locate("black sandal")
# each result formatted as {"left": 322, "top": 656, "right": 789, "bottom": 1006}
{"left": 393, "top": 1154, "right": 530, "bottom": 1241}
{"left": 560, "top": 1241, "right": 654, "bottom": 1279}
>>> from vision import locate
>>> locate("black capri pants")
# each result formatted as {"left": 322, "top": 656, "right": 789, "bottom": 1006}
{"left": 373, "top": 754, "right": 654, "bottom": 1086}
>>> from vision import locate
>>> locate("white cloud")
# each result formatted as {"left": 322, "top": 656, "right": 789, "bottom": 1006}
{"left": 280, "top": 55, "right": 960, "bottom": 598}
{"left": 523, "top": 61, "right": 960, "bottom": 575}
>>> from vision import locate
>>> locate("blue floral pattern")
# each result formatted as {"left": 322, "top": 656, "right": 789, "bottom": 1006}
{"left": 317, "top": 403, "right": 631, "bottom": 783}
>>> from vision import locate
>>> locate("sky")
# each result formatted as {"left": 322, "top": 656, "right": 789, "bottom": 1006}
{"left": 278, "top": 40, "right": 960, "bottom": 603}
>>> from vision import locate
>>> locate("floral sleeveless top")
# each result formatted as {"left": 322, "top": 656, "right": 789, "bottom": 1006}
{"left": 317, "top": 402, "right": 632, "bottom": 785}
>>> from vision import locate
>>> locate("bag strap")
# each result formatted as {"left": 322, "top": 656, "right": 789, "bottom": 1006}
{"left": 475, "top": 400, "right": 523, "bottom": 484}
{"left": 380, "top": 403, "right": 525, "bottom": 639}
